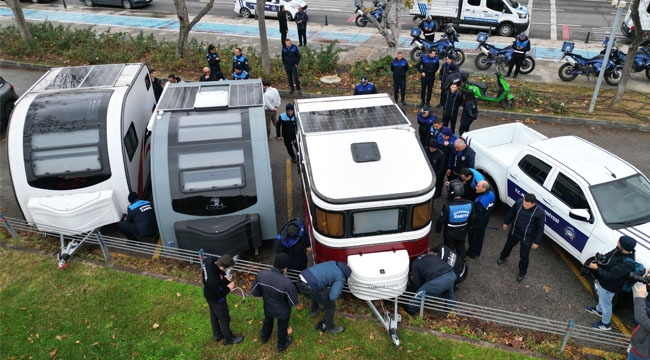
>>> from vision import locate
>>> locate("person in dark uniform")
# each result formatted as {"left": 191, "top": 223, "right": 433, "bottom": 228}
{"left": 497, "top": 193, "right": 545, "bottom": 283}
{"left": 458, "top": 167, "right": 484, "bottom": 201}
{"left": 275, "top": 218, "right": 311, "bottom": 271}
{"left": 437, "top": 55, "right": 453, "bottom": 107}
{"left": 405, "top": 250, "right": 457, "bottom": 314}
{"left": 417, "top": 106, "right": 436, "bottom": 146}
{"left": 354, "top": 77, "right": 377, "bottom": 95}
{"left": 437, "top": 127, "right": 457, "bottom": 181}
{"left": 232, "top": 64, "right": 249, "bottom": 80}
{"left": 297, "top": 261, "right": 351, "bottom": 334}
{"left": 447, "top": 138, "right": 475, "bottom": 181}
{"left": 432, "top": 243, "right": 468, "bottom": 285}
{"left": 426, "top": 138, "right": 446, "bottom": 199}
{"left": 232, "top": 47, "right": 249, "bottom": 73}
{"left": 629, "top": 281, "right": 650, "bottom": 358}
{"left": 200, "top": 254, "right": 244, "bottom": 345}
{"left": 390, "top": 52, "right": 409, "bottom": 106}
{"left": 505, "top": 32, "right": 531, "bottom": 78}
{"left": 276, "top": 103, "right": 299, "bottom": 163}
{"left": 251, "top": 253, "right": 299, "bottom": 353}
{"left": 206, "top": 44, "right": 223, "bottom": 79}
{"left": 278, "top": 5, "right": 289, "bottom": 46}
{"left": 294, "top": 6, "right": 308, "bottom": 46}
{"left": 416, "top": 48, "right": 439, "bottom": 107}
{"left": 281, "top": 39, "right": 301, "bottom": 94}
{"left": 436, "top": 180, "right": 474, "bottom": 260}
{"left": 441, "top": 81, "right": 463, "bottom": 134}
{"left": 149, "top": 69, "right": 163, "bottom": 102}
{"left": 466, "top": 180, "right": 495, "bottom": 258}
{"left": 419, "top": 16, "right": 436, "bottom": 42}
{"left": 458, "top": 91, "right": 478, "bottom": 136}
{"left": 118, "top": 192, "right": 156, "bottom": 241}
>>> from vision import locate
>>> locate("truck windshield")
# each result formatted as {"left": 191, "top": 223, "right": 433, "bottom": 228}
{"left": 590, "top": 174, "right": 650, "bottom": 227}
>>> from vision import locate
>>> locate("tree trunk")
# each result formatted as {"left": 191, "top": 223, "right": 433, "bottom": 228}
{"left": 356, "top": 0, "right": 400, "bottom": 55}
{"left": 256, "top": 0, "right": 272, "bottom": 75}
{"left": 5, "top": 0, "right": 32, "bottom": 42}
{"left": 172, "top": 0, "right": 215, "bottom": 57}
{"left": 609, "top": 0, "right": 649, "bottom": 107}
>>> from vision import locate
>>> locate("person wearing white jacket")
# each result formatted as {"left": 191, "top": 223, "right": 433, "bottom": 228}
{"left": 263, "top": 79, "right": 281, "bottom": 139}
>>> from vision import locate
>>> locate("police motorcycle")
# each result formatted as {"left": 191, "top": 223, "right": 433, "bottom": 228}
{"left": 461, "top": 70, "right": 515, "bottom": 109}
{"left": 409, "top": 25, "right": 465, "bottom": 66}
{"left": 354, "top": 0, "right": 385, "bottom": 27}
{"left": 474, "top": 32, "right": 535, "bottom": 75}
{"left": 557, "top": 41, "right": 623, "bottom": 86}
{"left": 604, "top": 37, "right": 650, "bottom": 81}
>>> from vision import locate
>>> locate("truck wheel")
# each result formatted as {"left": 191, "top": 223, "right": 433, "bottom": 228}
{"left": 519, "top": 56, "right": 536, "bottom": 74}
{"left": 452, "top": 49, "right": 465, "bottom": 67}
{"left": 474, "top": 53, "right": 492, "bottom": 70}
{"left": 410, "top": 47, "right": 423, "bottom": 63}
{"left": 355, "top": 15, "right": 368, "bottom": 27}
{"left": 558, "top": 63, "right": 578, "bottom": 81}
{"left": 240, "top": 7, "right": 252, "bottom": 18}
{"left": 496, "top": 23, "right": 515, "bottom": 37}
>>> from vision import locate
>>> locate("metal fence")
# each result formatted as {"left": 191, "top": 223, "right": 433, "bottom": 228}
{"left": 0, "top": 215, "right": 630, "bottom": 352}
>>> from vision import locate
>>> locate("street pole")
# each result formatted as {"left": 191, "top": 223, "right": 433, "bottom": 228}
{"left": 588, "top": 0, "right": 626, "bottom": 113}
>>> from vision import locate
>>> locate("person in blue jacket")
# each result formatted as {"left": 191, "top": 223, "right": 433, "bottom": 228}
{"left": 206, "top": 44, "right": 223, "bottom": 80}
{"left": 419, "top": 16, "right": 436, "bottom": 42}
{"left": 281, "top": 39, "right": 301, "bottom": 94}
{"left": 505, "top": 32, "right": 531, "bottom": 78}
{"left": 354, "top": 77, "right": 377, "bottom": 95}
{"left": 275, "top": 218, "right": 311, "bottom": 271}
{"left": 458, "top": 167, "right": 484, "bottom": 201}
{"left": 297, "top": 261, "right": 352, "bottom": 334}
{"left": 417, "top": 106, "right": 436, "bottom": 146}
{"left": 276, "top": 103, "right": 299, "bottom": 163}
{"left": 436, "top": 180, "right": 475, "bottom": 260}
{"left": 466, "top": 180, "right": 495, "bottom": 258}
{"left": 118, "top": 192, "right": 156, "bottom": 241}
{"left": 390, "top": 52, "right": 409, "bottom": 106}
{"left": 416, "top": 48, "right": 439, "bottom": 107}
{"left": 232, "top": 47, "right": 249, "bottom": 73}
{"left": 232, "top": 64, "right": 249, "bottom": 80}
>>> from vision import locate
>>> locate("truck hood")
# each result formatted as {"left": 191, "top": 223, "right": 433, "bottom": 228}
{"left": 615, "top": 222, "right": 650, "bottom": 269}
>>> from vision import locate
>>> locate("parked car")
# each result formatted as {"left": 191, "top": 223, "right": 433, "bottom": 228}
{"left": 81, "top": 0, "right": 151, "bottom": 9}
{"left": 234, "top": 0, "right": 308, "bottom": 20}
{"left": 0, "top": 76, "right": 18, "bottom": 133}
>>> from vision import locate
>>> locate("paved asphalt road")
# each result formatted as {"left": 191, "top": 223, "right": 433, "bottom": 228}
{"left": 2, "top": 66, "right": 649, "bottom": 355}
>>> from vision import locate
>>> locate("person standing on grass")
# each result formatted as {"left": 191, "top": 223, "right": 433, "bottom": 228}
{"left": 251, "top": 253, "right": 299, "bottom": 353}
{"left": 200, "top": 254, "right": 244, "bottom": 345}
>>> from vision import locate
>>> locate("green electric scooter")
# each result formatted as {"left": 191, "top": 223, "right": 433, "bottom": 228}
{"left": 461, "top": 70, "right": 515, "bottom": 109}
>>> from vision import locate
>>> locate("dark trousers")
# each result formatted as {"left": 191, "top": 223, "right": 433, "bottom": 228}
{"left": 418, "top": 124, "right": 430, "bottom": 147}
{"left": 280, "top": 31, "right": 287, "bottom": 46}
{"left": 283, "top": 138, "right": 298, "bottom": 161}
{"left": 297, "top": 281, "right": 337, "bottom": 329}
{"left": 261, "top": 315, "right": 290, "bottom": 350}
{"left": 467, "top": 212, "right": 492, "bottom": 257}
{"left": 442, "top": 114, "right": 458, "bottom": 134}
{"left": 118, "top": 221, "right": 139, "bottom": 241}
{"left": 443, "top": 229, "right": 468, "bottom": 260}
{"left": 393, "top": 77, "right": 406, "bottom": 102}
{"left": 297, "top": 27, "right": 307, "bottom": 46}
{"left": 434, "top": 170, "right": 445, "bottom": 197}
{"left": 207, "top": 300, "right": 233, "bottom": 340}
{"left": 506, "top": 53, "right": 525, "bottom": 77}
{"left": 499, "top": 233, "right": 533, "bottom": 277}
{"left": 284, "top": 65, "right": 301, "bottom": 91}
{"left": 458, "top": 122, "right": 471, "bottom": 136}
{"left": 420, "top": 76, "right": 435, "bottom": 104}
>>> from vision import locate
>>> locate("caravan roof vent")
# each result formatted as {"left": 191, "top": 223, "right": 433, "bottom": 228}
{"left": 157, "top": 86, "right": 200, "bottom": 111}
{"left": 229, "top": 83, "right": 263, "bottom": 107}
{"left": 351, "top": 142, "right": 381, "bottom": 163}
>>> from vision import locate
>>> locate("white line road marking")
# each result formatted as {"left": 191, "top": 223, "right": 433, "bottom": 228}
{"left": 550, "top": 0, "right": 557, "bottom": 40}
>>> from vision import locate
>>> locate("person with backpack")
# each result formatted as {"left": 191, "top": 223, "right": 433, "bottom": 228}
{"left": 585, "top": 235, "right": 637, "bottom": 331}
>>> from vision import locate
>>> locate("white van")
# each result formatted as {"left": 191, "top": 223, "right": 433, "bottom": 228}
{"left": 621, "top": 0, "right": 650, "bottom": 40}
{"left": 235, "top": 0, "right": 307, "bottom": 20}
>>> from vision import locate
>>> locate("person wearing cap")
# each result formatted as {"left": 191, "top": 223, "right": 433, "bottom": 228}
{"left": 404, "top": 250, "right": 457, "bottom": 315}
{"left": 416, "top": 48, "right": 440, "bottom": 107}
{"left": 436, "top": 179, "right": 474, "bottom": 260}
{"left": 505, "top": 32, "right": 531, "bottom": 78}
{"left": 354, "top": 77, "right": 377, "bottom": 95}
{"left": 275, "top": 218, "right": 311, "bottom": 271}
{"left": 497, "top": 193, "right": 545, "bottom": 283}
{"left": 390, "top": 51, "right": 410, "bottom": 106}
{"left": 585, "top": 235, "right": 638, "bottom": 331}
{"left": 417, "top": 106, "right": 436, "bottom": 146}
{"left": 297, "top": 261, "right": 352, "bottom": 334}
{"left": 276, "top": 103, "right": 299, "bottom": 163}
{"left": 425, "top": 137, "right": 446, "bottom": 199}
{"left": 418, "top": 15, "right": 436, "bottom": 42}
{"left": 201, "top": 254, "right": 244, "bottom": 345}
{"left": 232, "top": 64, "right": 250, "bottom": 80}
{"left": 251, "top": 253, "right": 299, "bottom": 352}
{"left": 118, "top": 192, "right": 156, "bottom": 241}
{"left": 441, "top": 80, "right": 464, "bottom": 134}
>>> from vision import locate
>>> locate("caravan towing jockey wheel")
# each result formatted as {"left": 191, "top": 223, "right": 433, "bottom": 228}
{"left": 389, "top": 328, "right": 400, "bottom": 347}
{"left": 58, "top": 259, "right": 68, "bottom": 269}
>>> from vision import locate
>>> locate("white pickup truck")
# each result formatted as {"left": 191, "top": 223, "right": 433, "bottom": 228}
{"left": 464, "top": 123, "right": 650, "bottom": 275}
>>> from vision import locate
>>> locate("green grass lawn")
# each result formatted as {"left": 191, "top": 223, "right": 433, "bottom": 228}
{"left": 0, "top": 248, "right": 543, "bottom": 360}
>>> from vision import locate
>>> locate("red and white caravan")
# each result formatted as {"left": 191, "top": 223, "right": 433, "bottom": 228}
{"left": 295, "top": 94, "right": 435, "bottom": 346}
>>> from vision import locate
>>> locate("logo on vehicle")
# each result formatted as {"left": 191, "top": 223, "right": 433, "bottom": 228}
{"left": 563, "top": 226, "right": 576, "bottom": 241}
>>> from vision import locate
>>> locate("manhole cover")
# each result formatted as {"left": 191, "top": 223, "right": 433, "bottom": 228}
{"left": 320, "top": 75, "right": 341, "bottom": 84}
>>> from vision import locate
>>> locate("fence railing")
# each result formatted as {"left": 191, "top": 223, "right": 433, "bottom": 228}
{"left": 0, "top": 215, "right": 630, "bottom": 352}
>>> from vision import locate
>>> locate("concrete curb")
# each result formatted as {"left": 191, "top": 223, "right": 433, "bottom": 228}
{"left": 3, "top": 60, "right": 648, "bottom": 132}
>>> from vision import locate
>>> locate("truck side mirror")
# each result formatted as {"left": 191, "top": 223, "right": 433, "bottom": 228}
{"left": 569, "top": 208, "right": 593, "bottom": 223}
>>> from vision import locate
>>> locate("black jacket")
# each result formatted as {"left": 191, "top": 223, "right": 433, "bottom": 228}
{"left": 201, "top": 256, "right": 231, "bottom": 303}
{"left": 426, "top": 148, "right": 446, "bottom": 180}
{"left": 503, "top": 198, "right": 545, "bottom": 245}
{"left": 278, "top": 10, "right": 288, "bottom": 32}
{"left": 442, "top": 89, "right": 464, "bottom": 117}
{"left": 411, "top": 254, "right": 454, "bottom": 289}
{"left": 251, "top": 268, "right": 299, "bottom": 319}
{"left": 593, "top": 248, "right": 635, "bottom": 293}
{"left": 631, "top": 295, "right": 650, "bottom": 358}
{"left": 275, "top": 220, "right": 311, "bottom": 271}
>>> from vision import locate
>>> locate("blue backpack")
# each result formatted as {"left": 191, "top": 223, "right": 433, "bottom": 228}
{"left": 622, "top": 257, "right": 646, "bottom": 292}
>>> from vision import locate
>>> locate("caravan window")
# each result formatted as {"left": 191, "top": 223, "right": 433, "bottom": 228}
{"left": 352, "top": 207, "right": 405, "bottom": 236}
{"left": 24, "top": 90, "right": 112, "bottom": 190}
{"left": 412, "top": 200, "right": 432, "bottom": 230}
{"left": 124, "top": 122, "right": 138, "bottom": 162}
{"left": 314, "top": 207, "right": 345, "bottom": 237}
